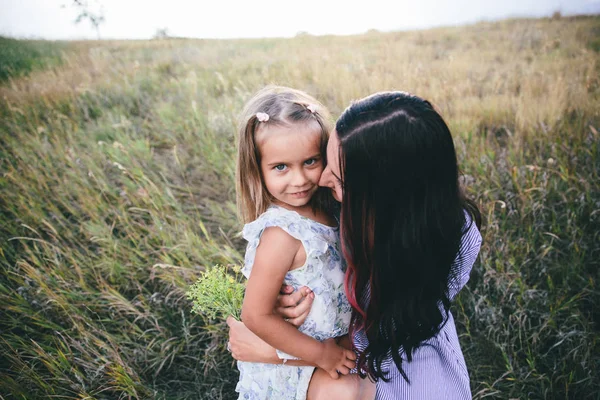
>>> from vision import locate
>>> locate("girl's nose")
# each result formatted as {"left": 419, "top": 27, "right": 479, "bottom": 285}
{"left": 291, "top": 169, "right": 308, "bottom": 186}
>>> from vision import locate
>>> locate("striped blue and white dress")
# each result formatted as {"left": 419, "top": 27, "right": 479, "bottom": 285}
{"left": 353, "top": 213, "right": 482, "bottom": 400}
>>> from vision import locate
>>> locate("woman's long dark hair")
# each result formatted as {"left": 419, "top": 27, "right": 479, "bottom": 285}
{"left": 337, "top": 92, "right": 481, "bottom": 382}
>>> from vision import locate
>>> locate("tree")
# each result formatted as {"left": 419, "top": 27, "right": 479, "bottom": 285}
{"left": 153, "top": 28, "right": 170, "bottom": 40}
{"left": 63, "top": 0, "right": 105, "bottom": 40}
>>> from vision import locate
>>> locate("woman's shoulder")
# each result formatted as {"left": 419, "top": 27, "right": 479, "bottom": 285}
{"left": 447, "top": 210, "right": 483, "bottom": 300}
{"left": 459, "top": 209, "right": 482, "bottom": 256}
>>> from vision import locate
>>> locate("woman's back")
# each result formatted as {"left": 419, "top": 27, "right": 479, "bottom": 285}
{"left": 353, "top": 215, "right": 482, "bottom": 400}
{"left": 355, "top": 310, "right": 470, "bottom": 399}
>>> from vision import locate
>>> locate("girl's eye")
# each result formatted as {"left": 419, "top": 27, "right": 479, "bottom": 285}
{"left": 304, "top": 158, "right": 317, "bottom": 166}
{"left": 274, "top": 164, "right": 287, "bottom": 171}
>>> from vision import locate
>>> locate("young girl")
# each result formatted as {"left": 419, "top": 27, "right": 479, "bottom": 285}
{"left": 234, "top": 86, "right": 358, "bottom": 400}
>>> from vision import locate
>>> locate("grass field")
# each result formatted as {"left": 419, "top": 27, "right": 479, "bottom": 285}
{"left": 0, "top": 15, "right": 599, "bottom": 399}
{"left": 0, "top": 36, "right": 69, "bottom": 83}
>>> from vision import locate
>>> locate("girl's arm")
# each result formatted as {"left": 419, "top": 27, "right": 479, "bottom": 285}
{"left": 227, "top": 318, "right": 375, "bottom": 400}
{"left": 226, "top": 316, "right": 350, "bottom": 367}
{"left": 227, "top": 316, "right": 315, "bottom": 366}
{"left": 241, "top": 227, "right": 355, "bottom": 378}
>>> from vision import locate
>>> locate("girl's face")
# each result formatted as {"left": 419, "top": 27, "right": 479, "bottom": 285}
{"left": 258, "top": 122, "right": 324, "bottom": 209}
{"left": 319, "top": 130, "right": 343, "bottom": 202}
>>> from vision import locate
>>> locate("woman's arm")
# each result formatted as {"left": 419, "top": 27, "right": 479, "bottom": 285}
{"left": 449, "top": 215, "right": 483, "bottom": 300}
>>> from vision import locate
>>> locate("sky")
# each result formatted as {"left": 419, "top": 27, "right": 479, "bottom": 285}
{"left": 1, "top": 0, "right": 599, "bottom": 40}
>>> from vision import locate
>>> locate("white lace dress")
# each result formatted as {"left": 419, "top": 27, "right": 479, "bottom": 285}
{"left": 235, "top": 205, "right": 352, "bottom": 400}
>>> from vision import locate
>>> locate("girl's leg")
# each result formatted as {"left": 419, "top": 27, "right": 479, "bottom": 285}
{"left": 307, "top": 368, "right": 376, "bottom": 400}
{"left": 356, "top": 375, "right": 377, "bottom": 400}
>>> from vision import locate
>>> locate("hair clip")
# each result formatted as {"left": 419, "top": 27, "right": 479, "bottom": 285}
{"left": 306, "top": 104, "right": 317, "bottom": 114}
{"left": 256, "top": 112, "right": 269, "bottom": 122}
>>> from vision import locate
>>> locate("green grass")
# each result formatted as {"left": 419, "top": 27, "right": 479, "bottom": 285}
{"left": 0, "top": 16, "right": 599, "bottom": 399}
{"left": 0, "top": 36, "right": 68, "bottom": 82}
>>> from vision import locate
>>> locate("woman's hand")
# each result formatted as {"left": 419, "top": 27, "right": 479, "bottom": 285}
{"left": 275, "top": 285, "right": 315, "bottom": 327}
{"left": 316, "top": 338, "right": 357, "bottom": 379}
{"left": 226, "top": 316, "right": 278, "bottom": 363}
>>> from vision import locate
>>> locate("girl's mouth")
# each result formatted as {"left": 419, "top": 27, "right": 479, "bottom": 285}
{"left": 290, "top": 189, "right": 311, "bottom": 198}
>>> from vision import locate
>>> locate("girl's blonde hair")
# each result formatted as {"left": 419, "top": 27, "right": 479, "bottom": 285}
{"left": 236, "top": 85, "right": 333, "bottom": 223}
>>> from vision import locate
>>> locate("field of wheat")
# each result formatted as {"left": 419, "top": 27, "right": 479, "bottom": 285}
{"left": 0, "top": 15, "right": 599, "bottom": 399}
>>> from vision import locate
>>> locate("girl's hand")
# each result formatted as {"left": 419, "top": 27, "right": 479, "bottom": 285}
{"left": 336, "top": 334, "right": 352, "bottom": 350}
{"left": 316, "top": 338, "right": 357, "bottom": 379}
{"left": 226, "top": 316, "right": 278, "bottom": 363}
{"left": 275, "top": 285, "right": 315, "bottom": 327}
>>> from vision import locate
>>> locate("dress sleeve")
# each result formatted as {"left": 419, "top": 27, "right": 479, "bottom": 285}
{"left": 448, "top": 212, "right": 482, "bottom": 300}
{"left": 240, "top": 208, "right": 329, "bottom": 279}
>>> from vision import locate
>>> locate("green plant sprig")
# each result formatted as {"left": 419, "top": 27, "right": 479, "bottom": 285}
{"left": 186, "top": 265, "right": 245, "bottom": 321}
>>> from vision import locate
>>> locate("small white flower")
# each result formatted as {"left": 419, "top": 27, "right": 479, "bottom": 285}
{"left": 256, "top": 112, "right": 269, "bottom": 122}
{"left": 306, "top": 104, "right": 317, "bottom": 113}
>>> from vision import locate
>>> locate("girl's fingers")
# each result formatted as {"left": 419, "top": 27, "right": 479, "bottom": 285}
{"left": 343, "top": 358, "right": 356, "bottom": 370}
{"left": 345, "top": 349, "right": 357, "bottom": 361}
{"left": 336, "top": 365, "right": 350, "bottom": 375}
{"left": 343, "top": 349, "right": 357, "bottom": 370}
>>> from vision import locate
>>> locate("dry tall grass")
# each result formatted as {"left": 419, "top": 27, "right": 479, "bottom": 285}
{"left": 1, "top": 16, "right": 599, "bottom": 399}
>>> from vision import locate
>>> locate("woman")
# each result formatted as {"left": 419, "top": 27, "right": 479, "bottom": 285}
{"left": 228, "top": 91, "right": 482, "bottom": 399}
